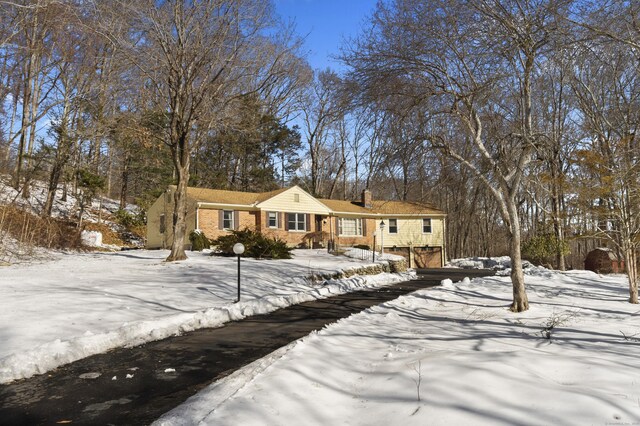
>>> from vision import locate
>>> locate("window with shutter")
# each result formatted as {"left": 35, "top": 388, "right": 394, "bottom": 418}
{"left": 268, "top": 212, "right": 278, "bottom": 228}
{"left": 339, "top": 218, "right": 363, "bottom": 236}
{"left": 286, "top": 213, "right": 306, "bottom": 231}
{"left": 223, "top": 210, "right": 234, "bottom": 230}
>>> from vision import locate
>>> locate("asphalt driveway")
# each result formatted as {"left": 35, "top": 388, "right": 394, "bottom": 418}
{"left": 0, "top": 268, "right": 492, "bottom": 425}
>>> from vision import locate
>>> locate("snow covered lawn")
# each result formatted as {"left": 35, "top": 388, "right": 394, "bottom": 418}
{"left": 158, "top": 266, "right": 640, "bottom": 425}
{"left": 0, "top": 249, "right": 411, "bottom": 384}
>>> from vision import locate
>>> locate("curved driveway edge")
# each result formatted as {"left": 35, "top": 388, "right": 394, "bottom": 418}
{"left": 0, "top": 268, "right": 492, "bottom": 425}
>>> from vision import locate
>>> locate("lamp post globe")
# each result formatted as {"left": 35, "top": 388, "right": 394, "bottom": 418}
{"left": 233, "top": 243, "right": 245, "bottom": 255}
{"left": 233, "top": 243, "right": 245, "bottom": 303}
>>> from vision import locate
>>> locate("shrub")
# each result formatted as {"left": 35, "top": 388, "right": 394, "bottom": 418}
{"left": 189, "top": 229, "right": 211, "bottom": 251}
{"left": 353, "top": 244, "right": 370, "bottom": 250}
{"left": 0, "top": 204, "right": 84, "bottom": 255}
{"left": 522, "top": 233, "right": 570, "bottom": 266}
{"left": 210, "top": 228, "right": 293, "bottom": 259}
{"left": 114, "top": 209, "right": 145, "bottom": 227}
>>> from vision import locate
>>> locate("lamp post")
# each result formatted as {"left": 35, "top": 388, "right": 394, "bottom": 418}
{"left": 233, "top": 242, "right": 245, "bottom": 303}
{"left": 372, "top": 231, "right": 377, "bottom": 262}
{"left": 379, "top": 220, "right": 385, "bottom": 256}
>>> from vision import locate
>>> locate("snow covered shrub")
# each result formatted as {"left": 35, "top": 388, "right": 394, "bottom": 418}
{"left": 189, "top": 230, "right": 211, "bottom": 251}
{"left": 210, "top": 228, "right": 293, "bottom": 259}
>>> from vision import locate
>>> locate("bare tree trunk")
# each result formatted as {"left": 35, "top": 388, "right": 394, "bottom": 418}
{"left": 327, "top": 159, "right": 345, "bottom": 199}
{"left": 13, "top": 66, "right": 32, "bottom": 190}
{"left": 25, "top": 65, "right": 41, "bottom": 169}
{"left": 107, "top": 140, "right": 113, "bottom": 197}
{"left": 43, "top": 91, "right": 75, "bottom": 217}
{"left": 119, "top": 155, "right": 129, "bottom": 210}
{"left": 166, "top": 125, "right": 190, "bottom": 261}
{"left": 624, "top": 245, "right": 639, "bottom": 304}
{"left": 167, "top": 159, "right": 189, "bottom": 261}
{"left": 507, "top": 202, "right": 529, "bottom": 312}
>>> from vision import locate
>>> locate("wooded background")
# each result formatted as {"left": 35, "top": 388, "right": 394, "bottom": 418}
{"left": 1, "top": 0, "right": 639, "bottom": 274}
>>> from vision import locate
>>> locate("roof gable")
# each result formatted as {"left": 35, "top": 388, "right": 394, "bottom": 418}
{"left": 256, "top": 186, "right": 331, "bottom": 214}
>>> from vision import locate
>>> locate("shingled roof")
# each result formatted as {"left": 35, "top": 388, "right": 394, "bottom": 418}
{"left": 179, "top": 185, "right": 444, "bottom": 215}
{"left": 184, "top": 186, "right": 289, "bottom": 206}
{"left": 318, "top": 199, "right": 444, "bottom": 216}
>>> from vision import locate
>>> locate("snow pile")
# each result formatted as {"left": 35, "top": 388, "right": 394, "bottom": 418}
{"left": 158, "top": 265, "right": 640, "bottom": 426}
{"left": 447, "top": 256, "right": 551, "bottom": 277}
{"left": 81, "top": 230, "right": 103, "bottom": 247}
{"left": 0, "top": 249, "right": 412, "bottom": 384}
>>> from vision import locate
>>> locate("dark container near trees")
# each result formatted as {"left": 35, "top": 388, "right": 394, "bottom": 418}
{"left": 584, "top": 248, "right": 625, "bottom": 274}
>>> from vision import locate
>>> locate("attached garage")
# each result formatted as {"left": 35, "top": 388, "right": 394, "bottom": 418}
{"left": 413, "top": 246, "right": 443, "bottom": 268}
{"left": 386, "top": 246, "right": 444, "bottom": 268}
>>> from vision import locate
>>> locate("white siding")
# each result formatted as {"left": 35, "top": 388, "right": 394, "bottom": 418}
{"left": 377, "top": 217, "right": 445, "bottom": 247}
{"left": 258, "top": 187, "right": 331, "bottom": 214}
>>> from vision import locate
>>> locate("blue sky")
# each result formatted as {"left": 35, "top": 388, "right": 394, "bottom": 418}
{"left": 274, "top": 0, "right": 378, "bottom": 71}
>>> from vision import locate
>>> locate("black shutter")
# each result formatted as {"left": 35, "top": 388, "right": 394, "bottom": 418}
{"left": 234, "top": 210, "right": 240, "bottom": 230}
{"left": 218, "top": 210, "right": 224, "bottom": 230}
{"left": 284, "top": 213, "right": 289, "bottom": 231}
{"left": 362, "top": 218, "right": 367, "bottom": 236}
{"left": 306, "top": 214, "right": 311, "bottom": 231}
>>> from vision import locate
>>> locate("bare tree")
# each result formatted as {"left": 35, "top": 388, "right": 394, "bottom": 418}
{"left": 570, "top": 35, "right": 640, "bottom": 304}
{"left": 522, "top": 45, "right": 578, "bottom": 270}
{"left": 343, "top": 0, "right": 572, "bottom": 311}
{"left": 41, "top": 9, "right": 97, "bottom": 217}
{"left": 101, "top": 0, "right": 304, "bottom": 261}
{"left": 299, "top": 69, "right": 346, "bottom": 197}
{"left": 4, "top": 0, "right": 62, "bottom": 192}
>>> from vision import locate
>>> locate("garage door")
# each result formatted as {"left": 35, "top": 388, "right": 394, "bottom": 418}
{"left": 414, "top": 247, "right": 443, "bottom": 268}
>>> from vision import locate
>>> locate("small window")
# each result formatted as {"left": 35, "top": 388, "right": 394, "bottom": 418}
{"left": 159, "top": 214, "right": 166, "bottom": 234}
{"left": 268, "top": 211, "right": 278, "bottom": 228}
{"left": 223, "top": 210, "right": 234, "bottom": 230}
{"left": 287, "top": 212, "right": 306, "bottom": 231}
{"left": 339, "top": 218, "right": 363, "bottom": 236}
{"left": 294, "top": 193, "right": 300, "bottom": 202}
{"left": 388, "top": 218, "right": 398, "bottom": 234}
{"left": 423, "top": 218, "right": 432, "bottom": 233}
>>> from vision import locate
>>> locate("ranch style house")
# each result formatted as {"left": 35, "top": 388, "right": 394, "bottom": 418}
{"left": 146, "top": 185, "right": 447, "bottom": 268}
